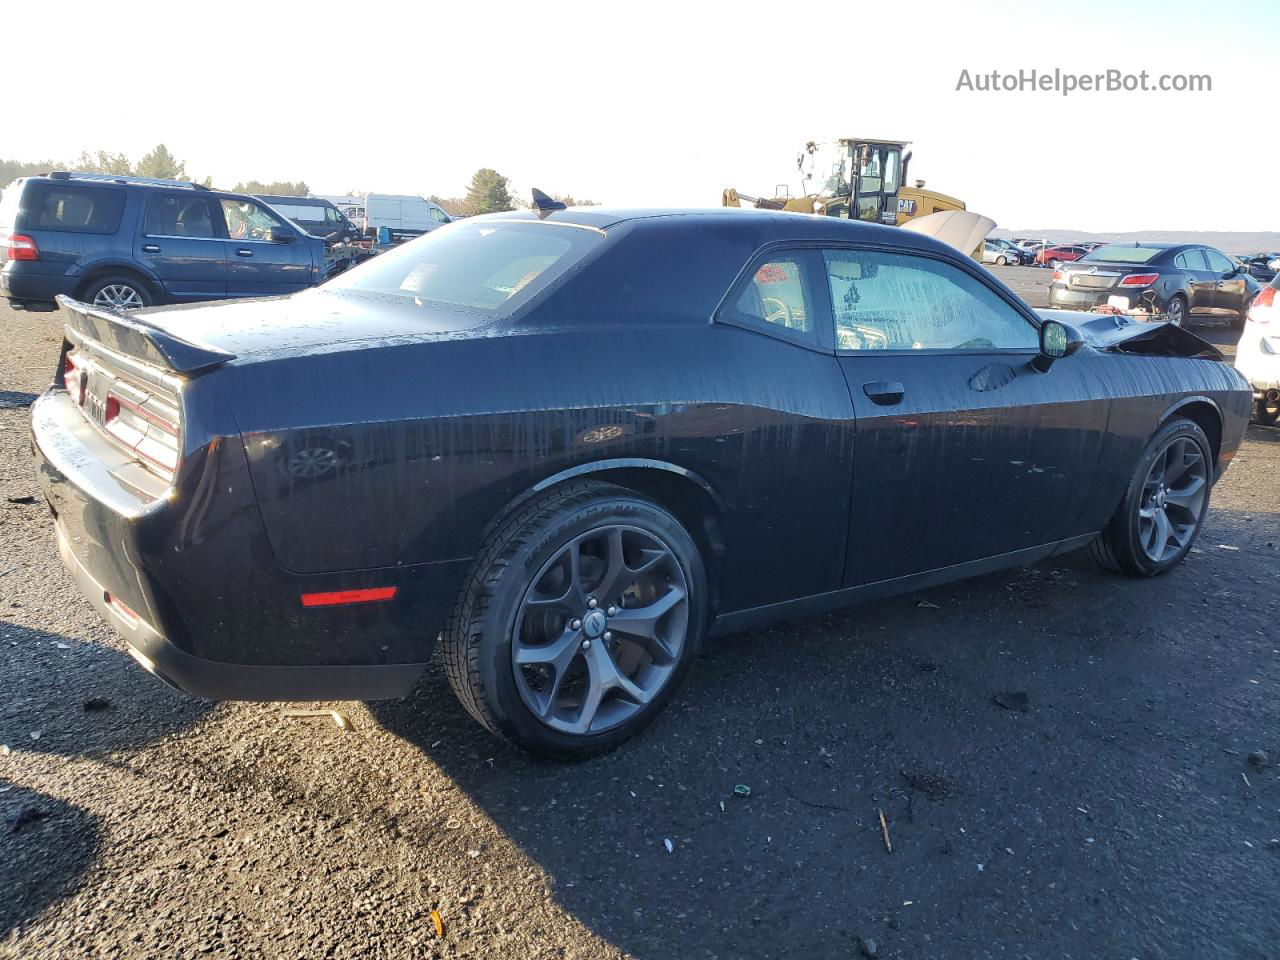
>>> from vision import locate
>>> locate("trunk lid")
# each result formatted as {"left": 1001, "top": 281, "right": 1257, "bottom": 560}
{"left": 118, "top": 288, "right": 495, "bottom": 364}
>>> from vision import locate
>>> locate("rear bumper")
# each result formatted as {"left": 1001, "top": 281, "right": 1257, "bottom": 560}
{"left": 1048, "top": 285, "right": 1164, "bottom": 313}
{"left": 1, "top": 266, "right": 65, "bottom": 309}
{"left": 55, "top": 522, "right": 425, "bottom": 700}
{"left": 31, "top": 389, "right": 443, "bottom": 702}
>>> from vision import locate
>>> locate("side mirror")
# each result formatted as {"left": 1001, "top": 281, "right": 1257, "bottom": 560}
{"left": 1033, "top": 319, "right": 1083, "bottom": 372}
{"left": 267, "top": 225, "right": 296, "bottom": 243}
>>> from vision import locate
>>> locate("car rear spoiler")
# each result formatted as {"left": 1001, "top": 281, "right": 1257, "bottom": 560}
{"left": 56, "top": 296, "right": 236, "bottom": 375}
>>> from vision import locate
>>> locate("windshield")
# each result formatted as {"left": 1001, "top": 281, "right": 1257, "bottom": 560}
{"left": 801, "top": 142, "right": 852, "bottom": 199}
{"left": 326, "top": 219, "right": 603, "bottom": 316}
{"left": 1081, "top": 245, "right": 1163, "bottom": 264}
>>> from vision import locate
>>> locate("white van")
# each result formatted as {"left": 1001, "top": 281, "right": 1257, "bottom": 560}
{"left": 315, "top": 194, "right": 453, "bottom": 242}
{"left": 363, "top": 194, "right": 453, "bottom": 242}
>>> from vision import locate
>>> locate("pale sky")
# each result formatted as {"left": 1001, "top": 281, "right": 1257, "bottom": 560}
{"left": 4, "top": 0, "right": 1276, "bottom": 232}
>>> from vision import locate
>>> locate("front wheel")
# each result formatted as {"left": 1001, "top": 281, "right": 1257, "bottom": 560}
{"left": 440, "top": 481, "right": 707, "bottom": 759}
{"left": 1089, "top": 417, "right": 1212, "bottom": 576}
{"left": 996, "top": 255, "right": 1008, "bottom": 266}
{"left": 1256, "top": 395, "right": 1280, "bottom": 426}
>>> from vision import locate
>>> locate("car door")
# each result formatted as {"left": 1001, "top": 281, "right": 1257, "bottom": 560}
{"left": 218, "top": 197, "right": 314, "bottom": 296}
{"left": 1203, "top": 247, "right": 1247, "bottom": 315}
{"left": 821, "top": 246, "right": 1111, "bottom": 586}
{"left": 1173, "top": 248, "right": 1216, "bottom": 314}
{"left": 135, "top": 192, "right": 227, "bottom": 301}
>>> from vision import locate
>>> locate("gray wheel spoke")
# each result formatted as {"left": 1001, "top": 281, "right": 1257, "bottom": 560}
{"left": 1165, "top": 474, "right": 1206, "bottom": 512}
{"left": 590, "top": 527, "right": 631, "bottom": 606}
{"left": 1153, "top": 509, "right": 1172, "bottom": 554}
{"left": 610, "top": 586, "right": 685, "bottom": 641}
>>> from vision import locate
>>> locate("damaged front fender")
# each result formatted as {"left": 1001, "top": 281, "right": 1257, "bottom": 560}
{"left": 1036, "top": 309, "right": 1224, "bottom": 360}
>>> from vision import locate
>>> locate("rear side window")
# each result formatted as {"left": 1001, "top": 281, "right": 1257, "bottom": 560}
{"left": 724, "top": 255, "right": 814, "bottom": 335}
{"left": 824, "top": 249, "right": 1038, "bottom": 352}
{"left": 22, "top": 183, "right": 125, "bottom": 235}
{"left": 327, "top": 220, "right": 603, "bottom": 318}
{"left": 1174, "top": 249, "right": 1208, "bottom": 270}
{"left": 267, "top": 202, "right": 326, "bottom": 224}
{"left": 144, "top": 195, "right": 217, "bottom": 238}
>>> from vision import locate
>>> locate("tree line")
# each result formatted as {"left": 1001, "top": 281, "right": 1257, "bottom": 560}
{"left": 1, "top": 148, "right": 598, "bottom": 211}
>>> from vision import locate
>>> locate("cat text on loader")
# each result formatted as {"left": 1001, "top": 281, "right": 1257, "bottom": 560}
{"left": 722, "top": 138, "right": 966, "bottom": 226}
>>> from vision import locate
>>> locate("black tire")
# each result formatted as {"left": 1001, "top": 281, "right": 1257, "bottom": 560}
{"left": 1256, "top": 396, "right": 1280, "bottom": 426}
{"left": 440, "top": 481, "right": 707, "bottom": 759}
{"left": 1165, "top": 294, "right": 1187, "bottom": 327}
{"left": 996, "top": 255, "right": 1008, "bottom": 266}
{"left": 80, "top": 274, "right": 154, "bottom": 311}
{"left": 1089, "top": 417, "right": 1213, "bottom": 576}
{"left": 1234, "top": 299, "right": 1251, "bottom": 329}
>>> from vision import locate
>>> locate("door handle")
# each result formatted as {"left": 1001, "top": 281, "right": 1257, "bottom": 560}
{"left": 862, "top": 380, "right": 905, "bottom": 405}
{"left": 142, "top": 244, "right": 160, "bottom": 253}
{"left": 236, "top": 249, "right": 254, "bottom": 257}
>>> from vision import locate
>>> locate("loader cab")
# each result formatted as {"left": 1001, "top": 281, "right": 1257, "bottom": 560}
{"left": 800, "top": 138, "right": 908, "bottom": 225}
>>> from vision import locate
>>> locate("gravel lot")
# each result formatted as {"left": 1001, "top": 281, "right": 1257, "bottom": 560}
{"left": 2, "top": 269, "right": 1278, "bottom": 959}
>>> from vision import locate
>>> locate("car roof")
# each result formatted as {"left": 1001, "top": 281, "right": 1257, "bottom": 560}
{"left": 469, "top": 207, "right": 954, "bottom": 251}
{"left": 257, "top": 194, "right": 328, "bottom": 204}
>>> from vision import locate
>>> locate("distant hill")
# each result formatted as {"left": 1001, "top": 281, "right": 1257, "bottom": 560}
{"left": 991, "top": 229, "right": 1280, "bottom": 256}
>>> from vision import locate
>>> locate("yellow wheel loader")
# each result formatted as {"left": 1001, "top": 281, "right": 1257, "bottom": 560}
{"left": 723, "top": 138, "right": 988, "bottom": 259}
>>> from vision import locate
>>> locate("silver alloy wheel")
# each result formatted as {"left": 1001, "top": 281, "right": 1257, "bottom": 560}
{"left": 1166, "top": 297, "right": 1185, "bottom": 326}
{"left": 1137, "top": 436, "right": 1207, "bottom": 564}
{"left": 92, "top": 284, "right": 144, "bottom": 310}
{"left": 512, "top": 524, "right": 689, "bottom": 735}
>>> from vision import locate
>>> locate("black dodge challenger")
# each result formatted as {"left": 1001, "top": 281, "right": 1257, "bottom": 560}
{"left": 32, "top": 208, "right": 1251, "bottom": 757}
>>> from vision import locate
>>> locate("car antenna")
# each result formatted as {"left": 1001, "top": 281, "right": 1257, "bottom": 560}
{"left": 531, "top": 188, "right": 566, "bottom": 220}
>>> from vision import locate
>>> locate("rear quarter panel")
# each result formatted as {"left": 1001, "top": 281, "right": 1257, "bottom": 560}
{"left": 223, "top": 324, "right": 856, "bottom": 613}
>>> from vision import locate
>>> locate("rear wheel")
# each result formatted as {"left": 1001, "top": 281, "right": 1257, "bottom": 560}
{"left": 440, "top": 481, "right": 706, "bottom": 759}
{"left": 1090, "top": 417, "right": 1212, "bottom": 576}
{"left": 83, "top": 275, "right": 152, "bottom": 311}
{"left": 1256, "top": 395, "right": 1280, "bottom": 426}
{"left": 996, "top": 255, "right": 1008, "bottom": 266}
{"left": 1165, "top": 294, "right": 1187, "bottom": 327}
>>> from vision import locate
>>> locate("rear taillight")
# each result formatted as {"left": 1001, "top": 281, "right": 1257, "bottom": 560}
{"left": 1052, "top": 269, "right": 1064, "bottom": 282}
{"left": 1120, "top": 273, "right": 1160, "bottom": 287}
{"left": 63, "top": 355, "right": 85, "bottom": 405}
{"left": 1254, "top": 286, "right": 1276, "bottom": 320}
{"left": 103, "top": 392, "right": 180, "bottom": 479}
{"left": 4, "top": 233, "right": 39, "bottom": 261}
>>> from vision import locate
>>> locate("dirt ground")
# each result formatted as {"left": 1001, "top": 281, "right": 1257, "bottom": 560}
{"left": 2, "top": 271, "right": 1278, "bottom": 959}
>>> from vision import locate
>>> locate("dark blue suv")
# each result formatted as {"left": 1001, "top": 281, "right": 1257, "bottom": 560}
{"left": 0, "top": 172, "right": 329, "bottom": 311}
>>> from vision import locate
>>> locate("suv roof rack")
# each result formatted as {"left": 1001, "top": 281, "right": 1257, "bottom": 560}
{"left": 48, "top": 171, "right": 210, "bottom": 191}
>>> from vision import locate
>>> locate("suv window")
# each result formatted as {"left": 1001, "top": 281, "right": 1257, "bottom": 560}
{"left": 24, "top": 182, "right": 126, "bottom": 235}
{"left": 1202, "top": 248, "right": 1233, "bottom": 273}
{"left": 824, "top": 249, "right": 1038, "bottom": 352}
{"left": 429, "top": 207, "right": 450, "bottom": 224}
{"left": 724, "top": 253, "right": 815, "bottom": 337}
{"left": 222, "top": 198, "right": 286, "bottom": 240}
{"left": 144, "top": 194, "right": 217, "bottom": 238}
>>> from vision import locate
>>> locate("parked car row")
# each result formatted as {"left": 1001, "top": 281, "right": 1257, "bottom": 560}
{"left": 1047, "top": 242, "right": 1260, "bottom": 328}
{"left": 0, "top": 174, "right": 464, "bottom": 312}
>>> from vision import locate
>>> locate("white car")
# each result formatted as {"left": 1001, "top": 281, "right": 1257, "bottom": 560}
{"left": 1235, "top": 271, "right": 1280, "bottom": 425}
